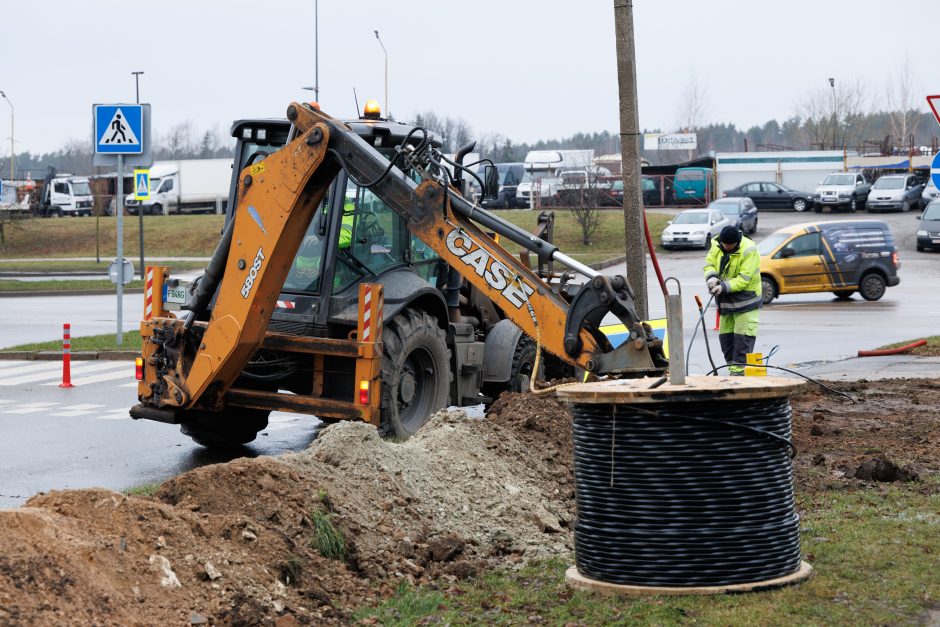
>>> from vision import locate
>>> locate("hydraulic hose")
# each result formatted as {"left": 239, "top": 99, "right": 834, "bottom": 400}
{"left": 643, "top": 211, "right": 667, "bottom": 299}
{"left": 857, "top": 339, "right": 926, "bottom": 357}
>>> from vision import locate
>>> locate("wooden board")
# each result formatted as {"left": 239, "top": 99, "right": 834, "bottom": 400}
{"left": 565, "top": 561, "right": 813, "bottom": 596}
{"left": 556, "top": 375, "right": 805, "bottom": 404}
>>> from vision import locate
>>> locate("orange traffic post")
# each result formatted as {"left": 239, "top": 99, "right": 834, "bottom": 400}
{"left": 713, "top": 310, "right": 720, "bottom": 332}
{"left": 59, "top": 323, "right": 74, "bottom": 388}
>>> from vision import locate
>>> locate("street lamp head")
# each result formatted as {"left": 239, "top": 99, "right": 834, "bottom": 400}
{"left": 828, "top": 77, "right": 835, "bottom": 88}
{"left": 0, "top": 91, "right": 5, "bottom": 99}
{"left": 374, "top": 30, "right": 379, "bottom": 38}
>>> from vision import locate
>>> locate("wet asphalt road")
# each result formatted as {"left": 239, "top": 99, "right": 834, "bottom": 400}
{"left": 0, "top": 207, "right": 935, "bottom": 509}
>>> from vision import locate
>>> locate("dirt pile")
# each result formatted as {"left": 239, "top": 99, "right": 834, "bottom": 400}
{"left": 0, "top": 378, "right": 936, "bottom": 624}
{"left": 0, "top": 395, "right": 575, "bottom": 626}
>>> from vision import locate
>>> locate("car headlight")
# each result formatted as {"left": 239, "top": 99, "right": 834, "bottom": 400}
{"left": 918, "top": 229, "right": 929, "bottom": 236}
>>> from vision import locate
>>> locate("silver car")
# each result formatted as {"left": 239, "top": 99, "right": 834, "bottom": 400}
{"left": 661, "top": 208, "right": 732, "bottom": 250}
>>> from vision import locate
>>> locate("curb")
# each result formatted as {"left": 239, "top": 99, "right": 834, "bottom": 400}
{"left": 0, "top": 289, "right": 145, "bottom": 298}
{"left": 0, "top": 351, "right": 138, "bottom": 361}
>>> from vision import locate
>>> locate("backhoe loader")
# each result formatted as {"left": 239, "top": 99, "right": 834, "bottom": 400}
{"left": 131, "top": 102, "right": 667, "bottom": 447}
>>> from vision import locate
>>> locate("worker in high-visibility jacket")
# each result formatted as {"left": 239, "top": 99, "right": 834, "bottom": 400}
{"left": 703, "top": 225, "right": 762, "bottom": 375}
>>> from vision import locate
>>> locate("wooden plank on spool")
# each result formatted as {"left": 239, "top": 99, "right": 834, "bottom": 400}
{"left": 556, "top": 374, "right": 805, "bottom": 404}
{"left": 565, "top": 561, "right": 814, "bottom": 597}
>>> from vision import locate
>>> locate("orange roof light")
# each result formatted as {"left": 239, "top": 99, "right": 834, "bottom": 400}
{"left": 363, "top": 99, "right": 381, "bottom": 120}
{"left": 309, "top": 101, "right": 321, "bottom": 110}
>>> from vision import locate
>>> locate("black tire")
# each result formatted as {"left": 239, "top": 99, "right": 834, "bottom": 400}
{"left": 760, "top": 275, "right": 777, "bottom": 305}
{"left": 901, "top": 199, "right": 911, "bottom": 212}
{"left": 380, "top": 309, "right": 451, "bottom": 439}
{"left": 51, "top": 208, "right": 63, "bottom": 218}
{"left": 180, "top": 408, "right": 270, "bottom": 448}
{"left": 917, "top": 245, "right": 926, "bottom": 252}
{"left": 151, "top": 203, "right": 163, "bottom": 216}
{"left": 832, "top": 290, "right": 854, "bottom": 300}
{"left": 859, "top": 272, "right": 886, "bottom": 301}
{"left": 750, "top": 219, "right": 758, "bottom": 235}
{"left": 482, "top": 336, "right": 540, "bottom": 403}
{"left": 793, "top": 198, "right": 808, "bottom": 212}
{"left": 813, "top": 203, "right": 823, "bottom": 213}
{"left": 848, "top": 197, "right": 857, "bottom": 212}
{"left": 703, "top": 234, "right": 711, "bottom": 250}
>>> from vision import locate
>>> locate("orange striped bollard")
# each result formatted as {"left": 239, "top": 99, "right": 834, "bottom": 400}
{"left": 59, "top": 323, "right": 74, "bottom": 388}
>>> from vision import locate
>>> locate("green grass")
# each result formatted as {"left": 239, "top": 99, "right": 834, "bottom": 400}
{"left": 123, "top": 482, "right": 161, "bottom": 497}
{"left": 0, "top": 260, "right": 207, "bottom": 273}
{"left": 2, "top": 331, "right": 142, "bottom": 353}
{"left": 880, "top": 335, "right": 940, "bottom": 356}
{"left": 310, "top": 509, "right": 346, "bottom": 561}
{"left": 0, "top": 214, "right": 224, "bottom": 258}
{"left": 355, "top": 483, "right": 940, "bottom": 625}
{"left": 0, "top": 279, "right": 144, "bottom": 293}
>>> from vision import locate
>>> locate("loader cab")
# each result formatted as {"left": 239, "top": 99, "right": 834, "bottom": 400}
{"left": 226, "top": 117, "right": 446, "bottom": 338}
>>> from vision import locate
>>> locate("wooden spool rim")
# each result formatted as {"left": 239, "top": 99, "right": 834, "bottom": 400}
{"left": 565, "top": 560, "right": 813, "bottom": 596}
{"left": 556, "top": 374, "right": 805, "bottom": 404}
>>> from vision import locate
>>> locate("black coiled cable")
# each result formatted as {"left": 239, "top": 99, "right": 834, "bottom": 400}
{"left": 572, "top": 397, "right": 802, "bottom": 587}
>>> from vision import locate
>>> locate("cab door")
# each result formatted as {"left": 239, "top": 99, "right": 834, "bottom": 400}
{"left": 772, "top": 231, "right": 827, "bottom": 293}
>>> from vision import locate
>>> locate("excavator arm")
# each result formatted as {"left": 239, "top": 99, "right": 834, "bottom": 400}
{"left": 137, "top": 103, "right": 665, "bottom": 415}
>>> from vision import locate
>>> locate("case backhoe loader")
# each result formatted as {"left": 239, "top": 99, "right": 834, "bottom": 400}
{"left": 131, "top": 102, "right": 666, "bottom": 446}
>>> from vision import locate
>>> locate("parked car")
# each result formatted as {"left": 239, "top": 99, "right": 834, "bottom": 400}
{"left": 601, "top": 177, "right": 659, "bottom": 207}
{"left": 673, "top": 167, "right": 714, "bottom": 204}
{"left": 758, "top": 219, "right": 899, "bottom": 304}
{"left": 865, "top": 174, "right": 924, "bottom": 212}
{"left": 708, "top": 197, "right": 758, "bottom": 234}
{"left": 480, "top": 162, "right": 524, "bottom": 209}
{"left": 920, "top": 178, "right": 940, "bottom": 209}
{"left": 813, "top": 172, "right": 871, "bottom": 212}
{"left": 917, "top": 199, "right": 940, "bottom": 252}
{"left": 722, "top": 181, "right": 813, "bottom": 212}
{"left": 661, "top": 208, "right": 731, "bottom": 250}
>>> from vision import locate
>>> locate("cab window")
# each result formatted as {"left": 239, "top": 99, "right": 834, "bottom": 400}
{"left": 776, "top": 232, "right": 820, "bottom": 258}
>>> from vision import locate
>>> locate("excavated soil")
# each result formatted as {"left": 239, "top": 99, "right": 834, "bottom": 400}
{"left": 0, "top": 378, "right": 937, "bottom": 624}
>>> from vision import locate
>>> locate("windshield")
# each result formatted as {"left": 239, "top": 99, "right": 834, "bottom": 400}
{"left": 711, "top": 201, "right": 740, "bottom": 215}
{"left": 822, "top": 174, "right": 855, "bottom": 186}
{"left": 676, "top": 169, "right": 704, "bottom": 182}
{"left": 757, "top": 233, "right": 790, "bottom": 256}
{"left": 149, "top": 178, "right": 162, "bottom": 192}
{"left": 673, "top": 212, "right": 708, "bottom": 225}
{"left": 924, "top": 202, "right": 940, "bottom": 220}
{"left": 71, "top": 181, "right": 91, "bottom": 196}
{"left": 873, "top": 177, "right": 904, "bottom": 190}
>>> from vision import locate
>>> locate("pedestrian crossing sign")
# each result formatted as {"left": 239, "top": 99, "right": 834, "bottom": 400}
{"left": 134, "top": 169, "right": 150, "bottom": 201}
{"left": 94, "top": 104, "right": 143, "bottom": 154}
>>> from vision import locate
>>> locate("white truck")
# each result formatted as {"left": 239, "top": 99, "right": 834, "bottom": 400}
{"left": 516, "top": 149, "right": 594, "bottom": 208}
{"left": 33, "top": 175, "right": 94, "bottom": 217}
{"left": 125, "top": 159, "right": 232, "bottom": 215}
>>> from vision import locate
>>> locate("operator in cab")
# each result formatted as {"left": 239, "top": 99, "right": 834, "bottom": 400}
{"left": 704, "top": 225, "right": 762, "bottom": 376}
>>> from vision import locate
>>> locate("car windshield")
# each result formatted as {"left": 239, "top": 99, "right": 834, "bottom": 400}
{"left": 71, "top": 181, "right": 91, "bottom": 196}
{"left": 612, "top": 180, "right": 624, "bottom": 191}
{"left": 873, "top": 177, "right": 904, "bottom": 190}
{"left": 676, "top": 170, "right": 704, "bottom": 181}
{"left": 757, "top": 233, "right": 790, "bottom": 256}
{"left": 710, "top": 201, "right": 740, "bottom": 214}
{"left": 822, "top": 174, "right": 856, "bottom": 186}
{"left": 673, "top": 212, "right": 708, "bottom": 224}
{"left": 924, "top": 202, "right": 940, "bottom": 220}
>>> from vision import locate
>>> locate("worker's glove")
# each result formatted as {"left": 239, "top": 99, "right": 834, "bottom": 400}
{"left": 706, "top": 277, "right": 719, "bottom": 291}
{"left": 710, "top": 282, "right": 724, "bottom": 297}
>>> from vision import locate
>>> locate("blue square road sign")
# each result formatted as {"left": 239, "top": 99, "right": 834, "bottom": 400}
{"left": 95, "top": 104, "right": 143, "bottom": 154}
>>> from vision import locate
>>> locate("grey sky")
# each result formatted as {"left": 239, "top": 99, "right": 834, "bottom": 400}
{"left": 3, "top": 0, "right": 938, "bottom": 156}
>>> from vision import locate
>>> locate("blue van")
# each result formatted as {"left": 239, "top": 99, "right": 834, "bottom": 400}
{"left": 673, "top": 167, "right": 714, "bottom": 204}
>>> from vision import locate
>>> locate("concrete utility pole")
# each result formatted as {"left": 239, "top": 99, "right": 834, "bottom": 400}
{"left": 613, "top": 0, "right": 648, "bottom": 319}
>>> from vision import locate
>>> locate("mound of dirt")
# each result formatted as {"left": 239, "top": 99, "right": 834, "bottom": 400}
{"left": 1, "top": 377, "right": 937, "bottom": 624}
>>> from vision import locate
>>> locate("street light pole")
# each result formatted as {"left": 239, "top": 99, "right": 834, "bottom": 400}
{"left": 132, "top": 71, "right": 145, "bottom": 279}
{"left": 828, "top": 77, "right": 836, "bottom": 150}
{"left": 0, "top": 91, "right": 14, "bottom": 185}
{"left": 374, "top": 30, "right": 388, "bottom": 117}
{"left": 315, "top": 0, "right": 319, "bottom": 102}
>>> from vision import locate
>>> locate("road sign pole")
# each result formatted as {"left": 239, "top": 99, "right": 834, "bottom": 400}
{"left": 117, "top": 154, "right": 124, "bottom": 346}
{"left": 138, "top": 191, "right": 144, "bottom": 285}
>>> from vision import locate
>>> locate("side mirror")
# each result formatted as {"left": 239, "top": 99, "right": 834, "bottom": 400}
{"left": 666, "top": 220, "right": 673, "bottom": 225}
{"left": 482, "top": 165, "right": 499, "bottom": 202}
{"left": 777, "top": 189, "right": 783, "bottom": 193}
{"left": 781, "top": 248, "right": 795, "bottom": 258}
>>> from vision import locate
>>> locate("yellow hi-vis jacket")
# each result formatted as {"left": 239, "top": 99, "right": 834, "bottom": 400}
{"left": 703, "top": 235, "right": 762, "bottom": 315}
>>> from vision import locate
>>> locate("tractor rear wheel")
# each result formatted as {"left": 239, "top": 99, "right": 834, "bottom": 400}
{"left": 380, "top": 309, "right": 450, "bottom": 439}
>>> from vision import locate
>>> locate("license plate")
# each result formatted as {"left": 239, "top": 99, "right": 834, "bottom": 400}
{"left": 823, "top": 198, "right": 837, "bottom": 203}
{"left": 163, "top": 285, "right": 187, "bottom": 304}
{"left": 933, "top": 239, "right": 940, "bottom": 244}
{"left": 675, "top": 237, "right": 687, "bottom": 242}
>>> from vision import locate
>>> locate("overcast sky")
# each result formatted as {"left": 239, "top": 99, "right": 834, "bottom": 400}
{"left": 3, "top": 0, "right": 938, "bottom": 156}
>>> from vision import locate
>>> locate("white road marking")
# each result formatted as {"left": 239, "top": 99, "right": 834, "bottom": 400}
{"left": 45, "top": 366, "right": 134, "bottom": 386}
{"left": 6, "top": 401, "right": 60, "bottom": 415}
{"left": 0, "top": 360, "right": 129, "bottom": 386}
{"left": 49, "top": 403, "right": 108, "bottom": 417}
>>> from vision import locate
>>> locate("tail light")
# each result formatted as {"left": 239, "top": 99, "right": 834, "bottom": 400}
{"left": 359, "top": 380, "right": 370, "bottom": 405}
{"left": 135, "top": 357, "right": 144, "bottom": 380}
{"left": 892, "top": 251, "right": 899, "bottom": 267}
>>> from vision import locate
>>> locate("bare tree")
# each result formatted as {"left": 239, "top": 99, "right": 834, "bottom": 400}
{"left": 675, "top": 72, "right": 708, "bottom": 160}
{"left": 162, "top": 121, "right": 198, "bottom": 160}
{"left": 885, "top": 55, "right": 922, "bottom": 150}
{"left": 564, "top": 168, "right": 605, "bottom": 245}
{"left": 797, "top": 78, "right": 873, "bottom": 150}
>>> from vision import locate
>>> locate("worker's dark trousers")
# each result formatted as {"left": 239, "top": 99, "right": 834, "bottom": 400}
{"left": 717, "top": 310, "right": 758, "bottom": 374}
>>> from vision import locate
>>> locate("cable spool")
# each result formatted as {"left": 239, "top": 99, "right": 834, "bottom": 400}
{"left": 558, "top": 375, "right": 813, "bottom": 595}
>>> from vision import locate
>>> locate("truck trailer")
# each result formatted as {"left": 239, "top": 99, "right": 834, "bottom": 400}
{"left": 125, "top": 159, "right": 232, "bottom": 215}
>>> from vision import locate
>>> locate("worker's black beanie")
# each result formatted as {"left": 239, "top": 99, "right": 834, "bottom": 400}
{"left": 720, "top": 225, "right": 742, "bottom": 245}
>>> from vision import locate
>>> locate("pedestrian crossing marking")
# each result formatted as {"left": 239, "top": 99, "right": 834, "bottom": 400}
{"left": 50, "top": 403, "right": 107, "bottom": 417}
{"left": 0, "top": 360, "right": 128, "bottom": 386}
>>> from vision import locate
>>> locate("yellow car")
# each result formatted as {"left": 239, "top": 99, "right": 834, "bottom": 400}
{"left": 758, "top": 220, "right": 900, "bottom": 304}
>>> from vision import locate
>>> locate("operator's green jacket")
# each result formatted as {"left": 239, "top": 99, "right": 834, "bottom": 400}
{"left": 703, "top": 235, "right": 762, "bottom": 316}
